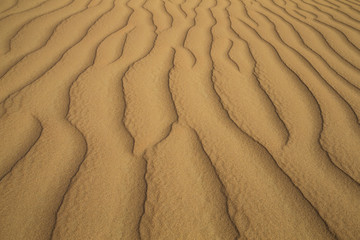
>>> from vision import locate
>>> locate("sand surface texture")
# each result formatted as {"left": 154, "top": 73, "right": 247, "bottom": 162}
{"left": 0, "top": 0, "right": 360, "bottom": 239}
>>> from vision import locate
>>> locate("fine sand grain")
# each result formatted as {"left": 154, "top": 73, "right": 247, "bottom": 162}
{"left": 0, "top": 0, "right": 360, "bottom": 239}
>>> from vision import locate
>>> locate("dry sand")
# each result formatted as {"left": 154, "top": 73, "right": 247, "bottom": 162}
{"left": 0, "top": 0, "right": 360, "bottom": 239}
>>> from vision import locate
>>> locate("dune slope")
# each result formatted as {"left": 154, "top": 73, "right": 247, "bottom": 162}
{"left": 0, "top": 0, "right": 360, "bottom": 239}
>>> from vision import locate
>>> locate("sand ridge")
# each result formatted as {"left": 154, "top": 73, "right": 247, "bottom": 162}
{"left": 0, "top": 0, "right": 359, "bottom": 239}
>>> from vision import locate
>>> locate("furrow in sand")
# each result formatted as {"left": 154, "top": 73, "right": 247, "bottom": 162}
{"left": 304, "top": 0, "right": 360, "bottom": 23}
{"left": 224, "top": 3, "right": 290, "bottom": 147}
{"left": 49, "top": 124, "right": 88, "bottom": 240}
{"left": 313, "top": 17, "right": 360, "bottom": 51}
{"left": 44, "top": 11, "right": 136, "bottom": 236}
{"left": 117, "top": 3, "right": 181, "bottom": 236}
{"left": 226, "top": 39, "right": 240, "bottom": 71}
{"left": 0, "top": 112, "right": 88, "bottom": 239}
{"left": 296, "top": 0, "right": 360, "bottom": 33}
{"left": 192, "top": 128, "right": 241, "bottom": 239}
{"left": 181, "top": 0, "right": 201, "bottom": 67}
{"left": 0, "top": 0, "right": 50, "bottom": 20}
{"left": 140, "top": 47, "right": 178, "bottom": 151}
{"left": 0, "top": 0, "right": 116, "bottom": 104}
{"left": 137, "top": 155, "right": 148, "bottom": 240}
{"left": 114, "top": 29, "right": 149, "bottom": 240}
{"left": 212, "top": 2, "right": 310, "bottom": 204}
{"left": 179, "top": 0, "right": 187, "bottom": 17}
{"left": 0, "top": 0, "right": 19, "bottom": 14}
{"left": 293, "top": 8, "right": 308, "bottom": 18}
{"left": 254, "top": 6, "right": 360, "bottom": 118}
{"left": 122, "top": 0, "right": 186, "bottom": 156}
{"left": 341, "top": 0, "right": 360, "bottom": 8}
{"left": 202, "top": 4, "right": 333, "bottom": 237}
{"left": 0, "top": 0, "right": 92, "bottom": 76}
{"left": 5, "top": 0, "right": 76, "bottom": 52}
{"left": 232, "top": 18, "right": 311, "bottom": 146}
{"left": 119, "top": 75, "right": 135, "bottom": 153}
{"left": 203, "top": 88, "right": 337, "bottom": 239}
{"left": 161, "top": 0, "right": 173, "bottom": 30}
{"left": 173, "top": 1, "right": 185, "bottom": 18}
{"left": 4, "top": 0, "right": 80, "bottom": 50}
{"left": 249, "top": 137, "right": 338, "bottom": 239}
{"left": 1, "top": 0, "right": 128, "bottom": 165}
{"left": 121, "top": 21, "right": 157, "bottom": 72}
{"left": 51, "top": 23, "right": 153, "bottom": 239}
{"left": 143, "top": 0, "right": 158, "bottom": 33}
{"left": 140, "top": 122, "right": 240, "bottom": 239}
{"left": 249, "top": 43, "right": 290, "bottom": 146}
{"left": 169, "top": 47, "right": 336, "bottom": 239}
{"left": 327, "top": 0, "right": 360, "bottom": 15}
{"left": 314, "top": 0, "right": 340, "bottom": 9}
{"left": 226, "top": 39, "right": 240, "bottom": 72}
{"left": 300, "top": 0, "right": 360, "bottom": 26}
{"left": 48, "top": 5, "right": 148, "bottom": 240}
{"left": 137, "top": 48, "right": 178, "bottom": 238}
{"left": 261, "top": 1, "right": 360, "bottom": 103}
{"left": 233, "top": 16, "right": 360, "bottom": 239}
{"left": 241, "top": 8, "right": 360, "bottom": 124}
{"left": 273, "top": 0, "right": 360, "bottom": 70}
{"left": 110, "top": 27, "right": 135, "bottom": 64}
{"left": 271, "top": 0, "right": 360, "bottom": 69}
{"left": 236, "top": 0, "right": 259, "bottom": 27}
{"left": 236, "top": 15, "right": 360, "bottom": 184}
{"left": 332, "top": 0, "right": 360, "bottom": 9}
{"left": 287, "top": 0, "right": 360, "bottom": 50}
{"left": 329, "top": 0, "right": 360, "bottom": 16}
{"left": 247, "top": 38, "right": 291, "bottom": 145}
{"left": 0, "top": 0, "right": 75, "bottom": 54}
{"left": 0, "top": 116, "right": 43, "bottom": 181}
{"left": 0, "top": 0, "right": 68, "bottom": 50}
{"left": 116, "top": 2, "right": 160, "bottom": 152}
{"left": 247, "top": 10, "right": 360, "bottom": 183}
{"left": 0, "top": 1, "right": 123, "bottom": 104}
{"left": 166, "top": 48, "right": 179, "bottom": 121}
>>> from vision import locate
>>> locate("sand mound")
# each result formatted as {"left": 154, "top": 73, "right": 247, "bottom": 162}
{"left": 0, "top": 0, "right": 359, "bottom": 239}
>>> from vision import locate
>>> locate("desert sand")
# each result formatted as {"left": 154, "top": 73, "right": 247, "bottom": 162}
{"left": 0, "top": 0, "right": 360, "bottom": 239}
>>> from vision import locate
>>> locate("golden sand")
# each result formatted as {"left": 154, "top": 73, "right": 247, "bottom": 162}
{"left": 0, "top": 0, "right": 359, "bottom": 239}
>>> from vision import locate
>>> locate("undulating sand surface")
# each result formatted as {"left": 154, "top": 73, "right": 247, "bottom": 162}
{"left": 0, "top": 0, "right": 360, "bottom": 239}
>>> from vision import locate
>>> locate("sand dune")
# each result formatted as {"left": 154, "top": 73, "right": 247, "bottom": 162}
{"left": 0, "top": 0, "right": 359, "bottom": 239}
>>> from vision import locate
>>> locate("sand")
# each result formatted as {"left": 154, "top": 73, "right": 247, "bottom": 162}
{"left": 0, "top": 0, "right": 359, "bottom": 239}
